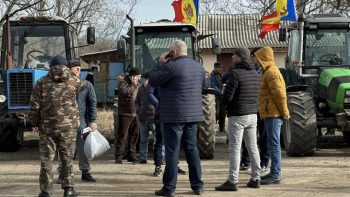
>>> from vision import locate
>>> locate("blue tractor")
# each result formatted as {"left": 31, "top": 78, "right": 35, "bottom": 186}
{"left": 0, "top": 16, "right": 95, "bottom": 151}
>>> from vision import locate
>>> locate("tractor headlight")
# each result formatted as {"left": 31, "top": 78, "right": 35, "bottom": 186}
{"left": 345, "top": 98, "right": 350, "bottom": 103}
{"left": 346, "top": 90, "right": 350, "bottom": 96}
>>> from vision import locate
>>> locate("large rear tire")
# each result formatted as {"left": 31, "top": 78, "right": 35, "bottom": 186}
{"left": 198, "top": 94, "right": 216, "bottom": 159}
{"left": 0, "top": 125, "right": 24, "bottom": 152}
{"left": 282, "top": 91, "right": 317, "bottom": 156}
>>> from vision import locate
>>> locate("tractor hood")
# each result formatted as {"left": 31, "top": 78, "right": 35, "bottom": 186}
{"left": 319, "top": 68, "right": 350, "bottom": 110}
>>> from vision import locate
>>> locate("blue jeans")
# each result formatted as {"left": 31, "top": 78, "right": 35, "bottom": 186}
{"left": 264, "top": 117, "right": 283, "bottom": 179}
{"left": 139, "top": 122, "right": 155, "bottom": 161}
{"left": 162, "top": 122, "right": 203, "bottom": 193}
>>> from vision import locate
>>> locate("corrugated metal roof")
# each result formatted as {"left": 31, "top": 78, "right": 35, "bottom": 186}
{"left": 198, "top": 14, "right": 288, "bottom": 49}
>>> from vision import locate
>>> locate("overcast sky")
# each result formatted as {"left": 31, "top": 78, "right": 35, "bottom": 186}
{"left": 134, "top": 0, "right": 174, "bottom": 24}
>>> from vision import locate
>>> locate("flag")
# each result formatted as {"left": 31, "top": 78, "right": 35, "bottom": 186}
{"left": 277, "top": 0, "right": 298, "bottom": 21}
{"left": 258, "top": 11, "right": 281, "bottom": 39}
{"left": 172, "top": 0, "right": 199, "bottom": 25}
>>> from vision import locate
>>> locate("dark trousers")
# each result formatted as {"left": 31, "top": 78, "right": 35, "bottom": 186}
{"left": 162, "top": 122, "right": 203, "bottom": 193}
{"left": 153, "top": 118, "right": 163, "bottom": 166}
{"left": 114, "top": 115, "right": 139, "bottom": 160}
{"left": 241, "top": 116, "right": 269, "bottom": 167}
{"left": 215, "top": 97, "right": 226, "bottom": 132}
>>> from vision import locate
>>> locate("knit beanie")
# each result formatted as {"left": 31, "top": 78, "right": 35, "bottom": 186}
{"left": 50, "top": 55, "right": 67, "bottom": 67}
{"left": 128, "top": 67, "right": 141, "bottom": 76}
{"left": 234, "top": 48, "right": 250, "bottom": 61}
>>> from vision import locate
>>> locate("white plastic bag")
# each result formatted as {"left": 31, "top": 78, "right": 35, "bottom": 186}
{"left": 83, "top": 128, "right": 110, "bottom": 160}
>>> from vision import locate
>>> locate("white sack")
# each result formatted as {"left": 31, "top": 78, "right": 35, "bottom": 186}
{"left": 84, "top": 129, "right": 110, "bottom": 160}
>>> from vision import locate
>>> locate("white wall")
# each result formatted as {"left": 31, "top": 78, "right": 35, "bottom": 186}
{"left": 200, "top": 50, "right": 287, "bottom": 71}
{"left": 201, "top": 53, "right": 217, "bottom": 72}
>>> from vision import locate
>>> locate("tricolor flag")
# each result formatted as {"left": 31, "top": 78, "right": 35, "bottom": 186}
{"left": 277, "top": 0, "right": 298, "bottom": 21}
{"left": 172, "top": 0, "right": 199, "bottom": 25}
{"left": 258, "top": 11, "right": 281, "bottom": 39}
{"left": 258, "top": 0, "right": 297, "bottom": 39}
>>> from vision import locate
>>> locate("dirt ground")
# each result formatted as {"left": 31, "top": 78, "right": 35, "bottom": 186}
{"left": 1, "top": 140, "right": 350, "bottom": 197}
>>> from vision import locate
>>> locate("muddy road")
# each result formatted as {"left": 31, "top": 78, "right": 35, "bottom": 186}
{"left": 1, "top": 141, "right": 350, "bottom": 197}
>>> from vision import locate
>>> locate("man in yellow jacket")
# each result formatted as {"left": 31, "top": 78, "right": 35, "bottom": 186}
{"left": 254, "top": 46, "right": 290, "bottom": 185}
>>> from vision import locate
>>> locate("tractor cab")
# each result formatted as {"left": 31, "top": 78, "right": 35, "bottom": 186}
{"left": 0, "top": 16, "right": 95, "bottom": 151}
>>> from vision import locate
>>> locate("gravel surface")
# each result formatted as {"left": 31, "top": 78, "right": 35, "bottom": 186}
{"left": 1, "top": 142, "right": 350, "bottom": 197}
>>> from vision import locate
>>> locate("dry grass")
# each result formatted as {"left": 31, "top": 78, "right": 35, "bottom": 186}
{"left": 25, "top": 108, "right": 115, "bottom": 142}
{"left": 96, "top": 107, "right": 115, "bottom": 141}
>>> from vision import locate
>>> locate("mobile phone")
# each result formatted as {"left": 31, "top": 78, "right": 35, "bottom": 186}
{"left": 165, "top": 50, "right": 174, "bottom": 59}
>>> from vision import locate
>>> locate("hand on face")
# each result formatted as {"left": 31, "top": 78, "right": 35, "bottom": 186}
{"left": 131, "top": 75, "right": 141, "bottom": 85}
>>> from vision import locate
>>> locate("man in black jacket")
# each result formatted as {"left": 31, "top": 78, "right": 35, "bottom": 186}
{"left": 215, "top": 48, "right": 262, "bottom": 191}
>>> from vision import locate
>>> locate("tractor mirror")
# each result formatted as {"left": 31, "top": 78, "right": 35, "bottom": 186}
{"left": 279, "top": 28, "right": 287, "bottom": 42}
{"left": 212, "top": 37, "right": 221, "bottom": 54}
{"left": 87, "top": 27, "right": 95, "bottom": 45}
{"left": 117, "top": 38, "right": 128, "bottom": 57}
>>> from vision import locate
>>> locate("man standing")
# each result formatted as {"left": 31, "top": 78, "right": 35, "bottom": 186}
{"left": 115, "top": 67, "right": 141, "bottom": 164}
{"left": 215, "top": 48, "right": 261, "bottom": 191}
{"left": 149, "top": 40, "right": 204, "bottom": 196}
{"left": 29, "top": 55, "right": 84, "bottom": 197}
{"left": 62, "top": 59, "right": 97, "bottom": 182}
{"left": 254, "top": 46, "right": 289, "bottom": 185}
{"left": 239, "top": 47, "right": 270, "bottom": 174}
{"left": 136, "top": 72, "right": 155, "bottom": 164}
{"left": 210, "top": 62, "right": 225, "bottom": 133}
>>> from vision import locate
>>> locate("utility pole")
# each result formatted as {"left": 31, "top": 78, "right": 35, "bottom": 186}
{"left": 39, "top": 0, "right": 45, "bottom": 16}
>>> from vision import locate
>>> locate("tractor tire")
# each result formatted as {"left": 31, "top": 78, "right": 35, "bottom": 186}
{"left": 198, "top": 94, "right": 216, "bottom": 160}
{"left": 342, "top": 131, "right": 350, "bottom": 145}
{"left": 0, "top": 125, "right": 24, "bottom": 152}
{"left": 282, "top": 91, "right": 317, "bottom": 156}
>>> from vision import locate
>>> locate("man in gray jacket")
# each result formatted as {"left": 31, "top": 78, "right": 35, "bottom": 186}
{"left": 57, "top": 59, "right": 98, "bottom": 183}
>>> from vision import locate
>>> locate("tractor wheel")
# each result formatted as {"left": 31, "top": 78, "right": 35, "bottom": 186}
{"left": 282, "top": 91, "right": 317, "bottom": 156}
{"left": 198, "top": 94, "right": 216, "bottom": 159}
{"left": 0, "top": 125, "right": 24, "bottom": 152}
{"left": 342, "top": 131, "right": 350, "bottom": 145}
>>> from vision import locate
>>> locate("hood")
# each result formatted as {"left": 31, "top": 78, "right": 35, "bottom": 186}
{"left": 235, "top": 60, "right": 254, "bottom": 70}
{"left": 48, "top": 65, "right": 73, "bottom": 82}
{"left": 255, "top": 46, "right": 276, "bottom": 71}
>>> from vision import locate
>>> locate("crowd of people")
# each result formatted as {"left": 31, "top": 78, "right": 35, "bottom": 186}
{"left": 28, "top": 40, "right": 289, "bottom": 197}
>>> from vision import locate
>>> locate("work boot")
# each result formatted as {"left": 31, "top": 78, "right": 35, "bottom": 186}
{"left": 63, "top": 187, "right": 80, "bottom": 197}
{"left": 82, "top": 172, "right": 96, "bottom": 182}
{"left": 38, "top": 191, "right": 51, "bottom": 197}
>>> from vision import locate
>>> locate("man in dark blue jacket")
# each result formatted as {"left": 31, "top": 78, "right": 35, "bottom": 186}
{"left": 57, "top": 59, "right": 97, "bottom": 183}
{"left": 149, "top": 40, "right": 205, "bottom": 196}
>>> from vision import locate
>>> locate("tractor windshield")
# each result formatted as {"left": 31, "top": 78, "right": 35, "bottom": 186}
{"left": 135, "top": 31, "right": 193, "bottom": 73}
{"left": 304, "top": 29, "right": 350, "bottom": 66}
{"left": 10, "top": 25, "right": 66, "bottom": 70}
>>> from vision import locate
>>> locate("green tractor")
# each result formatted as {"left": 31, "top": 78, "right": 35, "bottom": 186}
{"left": 280, "top": 14, "right": 350, "bottom": 156}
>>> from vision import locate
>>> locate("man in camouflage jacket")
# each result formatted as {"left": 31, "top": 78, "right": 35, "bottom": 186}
{"left": 29, "top": 55, "right": 85, "bottom": 197}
